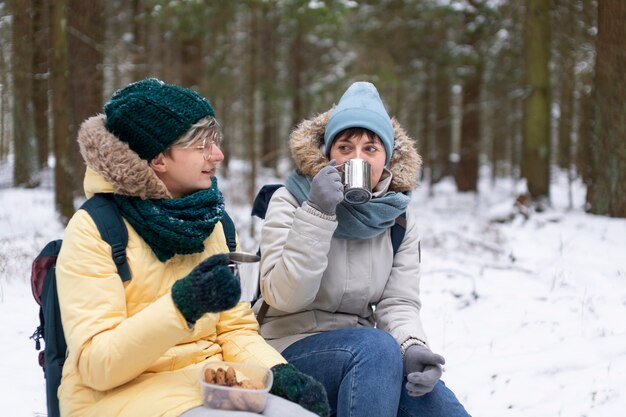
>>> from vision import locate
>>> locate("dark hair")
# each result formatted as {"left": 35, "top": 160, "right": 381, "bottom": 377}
{"left": 334, "top": 127, "right": 379, "bottom": 143}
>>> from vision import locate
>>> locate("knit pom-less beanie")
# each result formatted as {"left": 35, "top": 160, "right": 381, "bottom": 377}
{"left": 104, "top": 78, "right": 215, "bottom": 161}
{"left": 324, "top": 81, "right": 395, "bottom": 165}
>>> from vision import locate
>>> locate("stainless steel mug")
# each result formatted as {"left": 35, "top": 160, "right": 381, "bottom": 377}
{"left": 340, "top": 159, "right": 372, "bottom": 205}
{"left": 228, "top": 252, "right": 261, "bottom": 302}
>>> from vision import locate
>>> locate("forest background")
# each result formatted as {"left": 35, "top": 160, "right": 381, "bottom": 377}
{"left": 1, "top": 1, "right": 626, "bottom": 416}
{"left": 0, "top": 0, "right": 624, "bottom": 223}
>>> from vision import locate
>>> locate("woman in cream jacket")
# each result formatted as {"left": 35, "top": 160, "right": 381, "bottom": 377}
{"left": 257, "top": 82, "right": 470, "bottom": 417}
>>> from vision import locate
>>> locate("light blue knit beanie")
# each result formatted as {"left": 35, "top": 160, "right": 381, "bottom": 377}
{"left": 324, "top": 81, "right": 394, "bottom": 165}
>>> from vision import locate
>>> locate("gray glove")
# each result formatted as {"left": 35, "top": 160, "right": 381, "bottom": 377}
{"left": 404, "top": 345, "right": 445, "bottom": 397}
{"left": 307, "top": 161, "right": 343, "bottom": 215}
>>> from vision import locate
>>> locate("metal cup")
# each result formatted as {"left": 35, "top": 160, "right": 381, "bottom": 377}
{"left": 227, "top": 252, "right": 261, "bottom": 302}
{"left": 340, "top": 159, "right": 372, "bottom": 205}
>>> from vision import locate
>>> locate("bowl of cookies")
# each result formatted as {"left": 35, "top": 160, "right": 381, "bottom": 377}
{"left": 200, "top": 361, "right": 273, "bottom": 413}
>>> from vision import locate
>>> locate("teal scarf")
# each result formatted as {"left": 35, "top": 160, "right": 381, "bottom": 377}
{"left": 285, "top": 171, "right": 410, "bottom": 239}
{"left": 111, "top": 179, "right": 225, "bottom": 262}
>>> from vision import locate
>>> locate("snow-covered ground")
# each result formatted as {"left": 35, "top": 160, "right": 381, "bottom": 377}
{"left": 1, "top": 161, "right": 625, "bottom": 416}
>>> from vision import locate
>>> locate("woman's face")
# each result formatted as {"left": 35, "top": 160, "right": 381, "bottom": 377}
{"left": 329, "top": 130, "right": 387, "bottom": 188}
{"left": 151, "top": 137, "right": 224, "bottom": 198}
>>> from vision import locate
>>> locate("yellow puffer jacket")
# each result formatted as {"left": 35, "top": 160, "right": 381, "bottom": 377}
{"left": 56, "top": 117, "right": 285, "bottom": 417}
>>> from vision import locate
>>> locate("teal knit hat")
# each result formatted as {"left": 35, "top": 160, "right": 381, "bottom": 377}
{"left": 104, "top": 78, "right": 215, "bottom": 161}
{"left": 324, "top": 82, "right": 395, "bottom": 165}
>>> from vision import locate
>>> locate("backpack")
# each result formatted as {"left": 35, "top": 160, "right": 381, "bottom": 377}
{"left": 30, "top": 193, "right": 236, "bottom": 417}
{"left": 250, "top": 184, "right": 410, "bottom": 323}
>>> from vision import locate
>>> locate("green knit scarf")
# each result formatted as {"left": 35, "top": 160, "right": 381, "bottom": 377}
{"left": 111, "top": 179, "right": 225, "bottom": 262}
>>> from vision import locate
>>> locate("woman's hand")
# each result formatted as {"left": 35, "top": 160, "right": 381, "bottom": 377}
{"left": 270, "top": 363, "right": 330, "bottom": 417}
{"left": 307, "top": 161, "right": 343, "bottom": 215}
{"left": 403, "top": 345, "right": 445, "bottom": 396}
{"left": 171, "top": 253, "right": 241, "bottom": 323}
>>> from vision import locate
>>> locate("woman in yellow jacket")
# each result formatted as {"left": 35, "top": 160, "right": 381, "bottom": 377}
{"left": 55, "top": 78, "right": 329, "bottom": 417}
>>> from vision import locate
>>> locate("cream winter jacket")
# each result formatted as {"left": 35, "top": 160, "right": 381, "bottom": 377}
{"left": 256, "top": 110, "right": 428, "bottom": 352}
{"left": 56, "top": 116, "right": 285, "bottom": 417}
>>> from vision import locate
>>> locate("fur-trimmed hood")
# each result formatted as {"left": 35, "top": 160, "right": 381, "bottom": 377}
{"left": 289, "top": 109, "right": 422, "bottom": 192}
{"left": 77, "top": 115, "right": 172, "bottom": 200}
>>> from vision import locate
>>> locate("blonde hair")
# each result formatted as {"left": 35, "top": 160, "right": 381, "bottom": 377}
{"left": 164, "top": 116, "right": 222, "bottom": 156}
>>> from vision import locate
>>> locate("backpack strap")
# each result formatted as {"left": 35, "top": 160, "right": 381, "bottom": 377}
{"left": 252, "top": 185, "right": 284, "bottom": 324}
{"left": 81, "top": 194, "right": 131, "bottom": 282}
{"left": 257, "top": 300, "right": 270, "bottom": 325}
{"left": 221, "top": 210, "right": 237, "bottom": 252}
{"left": 390, "top": 212, "right": 407, "bottom": 256}
{"left": 251, "top": 184, "right": 284, "bottom": 220}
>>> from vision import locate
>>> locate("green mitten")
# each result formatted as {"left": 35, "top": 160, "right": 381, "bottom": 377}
{"left": 171, "top": 253, "right": 241, "bottom": 323}
{"left": 270, "top": 363, "right": 330, "bottom": 417}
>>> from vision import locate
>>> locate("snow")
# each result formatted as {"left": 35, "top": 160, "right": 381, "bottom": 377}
{"left": 1, "top": 164, "right": 625, "bottom": 417}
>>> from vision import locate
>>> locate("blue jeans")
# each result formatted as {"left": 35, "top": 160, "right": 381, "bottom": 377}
{"left": 281, "top": 328, "right": 471, "bottom": 417}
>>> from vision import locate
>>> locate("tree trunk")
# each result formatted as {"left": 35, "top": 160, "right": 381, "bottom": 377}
{"left": 161, "top": 33, "right": 182, "bottom": 85}
{"left": 10, "top": 0, "right": 37, "bottom": 186}
{"left": 577, "top": 71, "right": 594, "bottom": 186}
{"left": 180, "top": 37, "right": 203, "bottom": 89}
{"left": 455, "top": 6, "right": 485, "bottom": 192}
{"left": 69, "top": 0, "right": 104, "bottom": 194}
{"left": 32, "top": 0, "right": 50, "bottom": 169}
{"left": 419, "top": 65, "right": 432, "bottom": 185}
{"left": 289, "top": 23, "right": 304, "bottom": 131}
{"left": 103, "top": 0, "right": 125, "bottom": 94}
{"left": 576, "top": 0, "right": 597, "bottom": 188}
{"left": 50, "top": 0, "right": 74, "bottom": 223}
{"left": 260, "top": 2, "right": 279, "bottom": 172}
{"left": 455, "top": 64, "right": 482, "bottom": 192}
{"left": 513, "top": 96, "right": 525, "bottom": 184}
{"left": 586, "top": 1, "right": 626, "bottom": 217}
{"left": 246, "top": 1, "right": 258, "bottom": 222}
{"left": 131, "top": 0, "right": 149, "bottom": 81}
{"left": 557, "top": 74, "right": 574, "bottom": 169}
{"left": 553, "top": 0, "right": 577, "bottom": 173}
{"left": 431, "top": 69, "right": 452, "bottom": 184}
{"left": 521, "top": 0, "right": 552, "bottom": 202}
{"left": 0, "top": 11, "right": 10, "bottom": 160}
{"left": 491, "top": 79, "right": 510, "bottom": 179}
